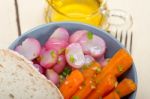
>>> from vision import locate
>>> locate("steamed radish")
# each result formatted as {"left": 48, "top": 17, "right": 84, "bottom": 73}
{"left": 46, "top": 69, "right": 59, "bottom": 85}
{"left": 45, "top": 39, "right": 68, "bottom": 54}
{"left": 98, "top": 56, "right": 110, "bottom": 67}
{"left": 15, "top": 37, "right": 41, "bottom": 60}
{"left": 79, "top": 33, "right": 106, "bottom": 58}
{"left": 98, "top": 56, "right": 106, "bottom": 67}
{"left": 39, "top": 49, "right": 58, "bottom": 69}
{"left": 50, "top": 27, "right": 69, "bottom": 42}
{"left": 53, "top": 55, "right": 66, "bottom": 74}
{"left": 40, "top": 47, "right": 47, "bottom": 55}
{"left": 84, "top": 55, "right": 95, "bottom": 65}
{"left": 65, "top": 43, "right": 85, "bottom": 68}
{"left": 69, "top": 30, "right": 87, "bottom": 43}
{"left": 33, "top": 64, "right": 45, "bottom": 74}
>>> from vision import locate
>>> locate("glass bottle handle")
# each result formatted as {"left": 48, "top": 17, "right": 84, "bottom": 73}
{"left": 101, "top": 9, "right": 133, "bottom": 32}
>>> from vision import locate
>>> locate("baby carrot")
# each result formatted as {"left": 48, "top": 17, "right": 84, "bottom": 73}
{"left": 115, "top": 78, "right": 137, "bottom": 98}
{"left": 103, "top": 78, "right": 136, "bottom": 99}
{"left": 82, "top": 62, "right": 101, "bottom": 79}
{"left": 95, "top": 49, "right": 133, "bottom": 83}
{"left": 72, "top": 78, "right": 96, "bottom": 99}
{"left": 87, "top": 75, "right": 117, "bottom": 99}
{"left": 103, "top": 91, "right": 120, "bottom": 99}
{"left": 71, "top": 62, "right": 101, "bottom": 99}
{"left": 59, "top": 70, "right": 84, "bottom": 99}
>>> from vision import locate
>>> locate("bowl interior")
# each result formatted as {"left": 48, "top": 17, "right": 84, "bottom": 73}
{"left": 9, "top": 22, "right": 137, "bottom": 99}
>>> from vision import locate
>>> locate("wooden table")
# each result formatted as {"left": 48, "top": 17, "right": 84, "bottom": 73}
{"left": 0, "top": 0, "right": 149, "bottom": 98}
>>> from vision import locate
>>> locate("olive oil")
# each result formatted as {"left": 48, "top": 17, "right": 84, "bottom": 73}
{"left": 47, "top": 0, "right": 105, "bottom": 26}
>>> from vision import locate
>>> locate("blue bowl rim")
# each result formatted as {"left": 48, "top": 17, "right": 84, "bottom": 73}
{"left": 9, "top": 22, "right": 138, "bottom": 98}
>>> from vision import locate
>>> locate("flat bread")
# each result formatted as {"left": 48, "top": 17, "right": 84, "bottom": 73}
{"left": 0, "top": 49, "right": 63, "bottom": 99}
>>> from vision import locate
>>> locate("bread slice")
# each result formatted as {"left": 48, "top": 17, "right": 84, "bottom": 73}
{"left": 0, "top": 49, "right": 63, "bottom": 99}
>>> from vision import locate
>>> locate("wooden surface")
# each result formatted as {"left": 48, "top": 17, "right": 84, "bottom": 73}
{"left": 0, "top": 0, "right": 150, "bottom": 98}
{"left": 17, "top": 0, "right": 45, "bottom": 33}
{"left": 0, "top": 0, "right": 18, "bottom": 48}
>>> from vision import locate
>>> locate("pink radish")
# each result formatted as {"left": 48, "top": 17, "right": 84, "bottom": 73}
{"left": 46, "top": 69, "right": 59, "bottom": 85}
{"left": 53, "top": 55, "right": 66, "bottom": 74}
{"left": 69, "top": 30, "right": 87, "bottom": 43}
{"left": 39, "top": 49, "right": 58, "bottom": 69}
{"left": 40, "top": 47, "right": 47, "bottom": 55}
{"left": 15, "top": 37, "right": 41, "bottom": 60}
{"left": 84, "top": 55, "right": 95, "bottom": 65}
{"left": 33, "top": 64, "right": 45, "bottom": 74}
{"left": 65, "top": 43, "right": 85, "bottom": 68}
{"left": 98, "top": 56, "right": 110, "bottom": 67}
{"left": 50, "top": 27, "right": 69, "bottom": 42}
{"left": 79, "top": 33, "right": 106, "bottom": 58}
{"left": 45, "top": 39, "right": 68, "bottom": 54}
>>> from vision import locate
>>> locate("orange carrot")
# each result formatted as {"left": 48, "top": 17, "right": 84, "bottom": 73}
{"left": 59, "top": 70, "right": 84, "bottom": 99}
{"left": 87, "top": 75, "right": 117, "bottom": 99}
{"left": 103, "top": 78, "right": 136, "bottom": 99}
{"left": 95, "top": 49, "right": 133, "bottom": 84}
{"left": 71, "top": 62, "right": 101, "bottom": 99}
{"left": 103, "top": 91, "right": 120, "bottom": 99}
{"left": 82, "top": 62, "right": 101, "bottom": 79}
{"left": 115, "top": 78, "right": 137, "bottom": 98}
{"left": 72, "top": 78, "right": 95, "bottom": 99}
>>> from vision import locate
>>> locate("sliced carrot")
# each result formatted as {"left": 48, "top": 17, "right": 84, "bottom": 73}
{"left": 59, "top": 70, "right": 84, "bottom": 99}
{"left": 95, "top": 49, "right": 133, "bottom": 83}
{"left": 82, "top": 62, "right": 101, "bottom": 79}
{"left": 103, "top": 91, "right": 120, "bottom": 99}
{"left": 87, "top": 75, "right": 117, "bottom": 99}
{"left": 115, "top": 78, "right": 137, "bottom": 98}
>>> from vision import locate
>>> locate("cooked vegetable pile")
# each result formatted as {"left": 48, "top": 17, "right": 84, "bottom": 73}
{"left": 15, "top": 27, "right": 136, "bottom": 99}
